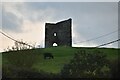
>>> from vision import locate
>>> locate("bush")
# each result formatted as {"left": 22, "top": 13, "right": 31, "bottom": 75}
{"left": 3, "top": 50, "right": 39, "bottom": 68}
{"left": 2, "top": 64, "right": 58, "bottom": 78}
{"left": 2, "top": 50, "right": 41, "bottom": 78}
{"left": 61, "top": 50, "right": 111, "bottom": 78}
{"left": 110, "top": 59, "right": 119, "bottom": 78}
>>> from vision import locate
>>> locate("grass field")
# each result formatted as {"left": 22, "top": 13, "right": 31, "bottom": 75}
{"left": 0, "top": 53, "right": 2, "bottom": 69}
{"left": 2, "top": 46, "right": 119, "bottom": 74}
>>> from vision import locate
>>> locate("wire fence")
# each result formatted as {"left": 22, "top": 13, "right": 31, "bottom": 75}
{"left": 0, "top": 29, "right": 119, "bottom": 50}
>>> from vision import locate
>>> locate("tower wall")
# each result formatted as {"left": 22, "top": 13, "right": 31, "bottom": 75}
{"left": 45, "top": 18, "right": 72, "bottom": 48}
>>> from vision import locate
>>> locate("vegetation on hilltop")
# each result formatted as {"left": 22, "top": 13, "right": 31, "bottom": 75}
{"left": 2, "top": 46, "right": 119, "bottom": 78}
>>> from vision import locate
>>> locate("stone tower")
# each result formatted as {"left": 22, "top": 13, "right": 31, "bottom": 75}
{"left": 45, "top": 18, "right": 72, "bottom": 48}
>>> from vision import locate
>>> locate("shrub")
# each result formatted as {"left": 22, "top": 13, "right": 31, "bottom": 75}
{"left": 61, "top": 50, "right": 111, "bottom": 78}
{"left": 3, "top": 50, "right": 39, "bottom": 68}
{"left": 2, "top": 64, "right": 58, "bottom": 78}
{"left": 110, "top": 59, "right": 119, "bottom": 78}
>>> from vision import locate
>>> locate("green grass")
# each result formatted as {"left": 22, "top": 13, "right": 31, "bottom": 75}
{"left": 0, "top": 53, "right": 2, "bottom": 69}
{"left": 32, "top": 47, "right": 76, "bottom": 73}
{"left": 2, "top": 46, "right": 119, "bottom": 74}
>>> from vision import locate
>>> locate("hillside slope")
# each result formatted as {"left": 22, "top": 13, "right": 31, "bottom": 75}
{"left": 2, "top": 47, "right": 119, "bottom": 73}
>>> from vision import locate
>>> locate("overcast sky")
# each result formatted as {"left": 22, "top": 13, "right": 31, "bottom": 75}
{"left": 0, "top": 2, "right": 119, "bottom": 52}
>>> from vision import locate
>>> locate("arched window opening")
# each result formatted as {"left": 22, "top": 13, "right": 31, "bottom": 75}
{"left": 53, "top": 43, "right": 58, "bottom": 47}
{"left": 53, "top": 32, "right": 57, "bottom": 37}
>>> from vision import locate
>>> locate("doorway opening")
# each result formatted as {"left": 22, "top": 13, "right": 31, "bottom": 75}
{"left": 53, "top": 43, "right": 58, "bottom": 47}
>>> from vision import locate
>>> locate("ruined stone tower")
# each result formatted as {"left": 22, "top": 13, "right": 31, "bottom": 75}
{"left": 45, "top": 18, "right": 72, "bottom": 48}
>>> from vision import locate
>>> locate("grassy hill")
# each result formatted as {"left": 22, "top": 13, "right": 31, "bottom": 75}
{"left": 2, "top": 46, "right": 119, "bottom": 74}
{"left": 0, "top": 53, "right": 1, "bottom": 69}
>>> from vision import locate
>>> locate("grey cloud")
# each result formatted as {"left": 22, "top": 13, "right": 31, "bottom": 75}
{"left": 18, "top": 2, "right": 56, "bottom": 22}
{"left": 2, "top": 8, "right": 23, "bottom": 32}
{"left": 21, "top": 2, "right": 119, "bottom": 47}
{"left": 0, "top": 13, "right": 1, "bottom": 29}
{"left": 63, "top": 2, "right": 118, "bottom": 47}
{"left": 1, "top": 2, "right": 118, "bottom": 48}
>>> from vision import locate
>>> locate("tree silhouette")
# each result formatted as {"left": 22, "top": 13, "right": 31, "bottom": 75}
{"left": 61, "top": 50, "right": 111, "bottom": 78}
